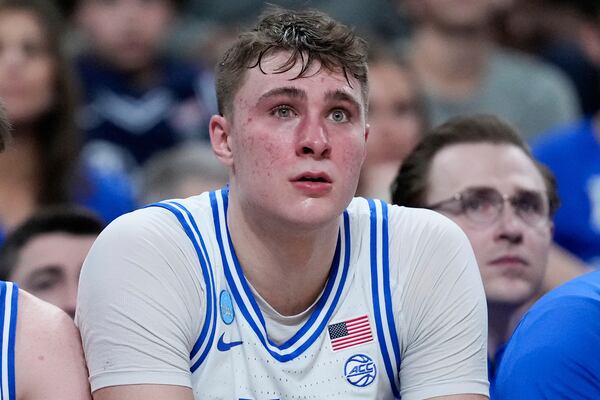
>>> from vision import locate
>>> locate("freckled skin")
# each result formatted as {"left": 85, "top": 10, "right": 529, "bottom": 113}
{"left": 217, "top": 52, "right": 368, "bottom": 233}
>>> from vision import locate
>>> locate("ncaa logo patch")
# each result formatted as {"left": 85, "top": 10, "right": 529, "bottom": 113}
{"left": 344, "top": 353, "right": 377, "bottom": 387}
{"left": 219, "top": 290, "right": 235, "bottom": 325}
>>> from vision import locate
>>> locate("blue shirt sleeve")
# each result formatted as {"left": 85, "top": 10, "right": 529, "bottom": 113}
{"left": 493, "top": 295, "right": 600, "bottom": 399}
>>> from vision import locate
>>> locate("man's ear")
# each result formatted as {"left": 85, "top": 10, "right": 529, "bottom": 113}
{"left": 210, "top": 115, "right": 234, "bottom": 167}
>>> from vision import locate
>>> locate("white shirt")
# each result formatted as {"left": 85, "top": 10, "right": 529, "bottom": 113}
{"left": 76, "top": 190, "right": 489, "bottom": 399}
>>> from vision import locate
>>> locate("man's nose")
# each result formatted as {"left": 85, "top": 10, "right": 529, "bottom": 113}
{"left": 496, "top": 203, "right": 524, "bottom": 245}
{"left": 295, "top": 118, "right": 331, "bottom": 159}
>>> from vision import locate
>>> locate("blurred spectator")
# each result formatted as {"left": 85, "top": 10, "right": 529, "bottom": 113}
{"left": 72, "top": 0, "right": 216, "bottom": 177}
{"left": 493, "top": 0, "right": 600, "bottom": 116}
{"left": 392, "top": 115, "right": 556, "bottom": 387}
{"left": 0, "top": 206, "right": 103, "bottom": 318}
{"left": 185, "top": 0, "right": 405, "bottom": 40}
{"left": 357, "top": 44, "right": 426, "bottom": 201}
{"left": 0, "top": 0, "right": 135, "bottom": 245}
{"left": 534, "top": 118, "right": 600, "bottom": 268}
{"left": 397, "top": 0, "right": 580, "bottom": 140}
{"left": 140, "top": 142, "right": 228, "bottom": 204}
{"left": 0, "top": 75, "right": 92, "bottom": 400}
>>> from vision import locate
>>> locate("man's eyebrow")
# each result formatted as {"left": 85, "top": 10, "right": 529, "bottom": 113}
{"left": 325, "top": 89, "right": 362, "bottom": 112}
{"left": 257, "top": 87, "right": 307, "bottom": 104}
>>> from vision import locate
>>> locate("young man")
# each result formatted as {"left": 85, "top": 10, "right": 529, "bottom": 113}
{"left": 392, "top": 115, "right": 557, "bottom": 387}
{"left": 0, "top": 207, "right": 104, "bottom": 318}
{"left": 0, "top": 101, "right": 91, "bottom": 399}
{"left": 77, "top": 8, "right": 489, "bottom": 399}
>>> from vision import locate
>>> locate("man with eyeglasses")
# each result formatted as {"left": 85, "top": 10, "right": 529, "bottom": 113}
{"left": 392, "top": 114, "right": 558, "bottom": 389}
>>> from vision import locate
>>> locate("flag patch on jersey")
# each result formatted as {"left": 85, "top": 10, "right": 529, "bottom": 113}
{"left": 328, "top": 315, "right": 374, "bottom": 351}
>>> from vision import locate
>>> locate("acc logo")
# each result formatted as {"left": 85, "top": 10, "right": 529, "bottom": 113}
{"left": 220, "top": 290, "right": 235, "bottom": 325}
{"left": 344, "top": 354, "right": 377, "bottom": 387}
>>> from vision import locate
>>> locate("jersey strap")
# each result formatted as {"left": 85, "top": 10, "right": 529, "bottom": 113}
{"left": 210, "top": 188, "right": 353, "bottom": 362}
{"left": 368, "top": 199, "right": 402, "bottom": 398}
{"left": 0, "top": 281, "right": 18, "bottom": 400}
{"left": 144, "top": 201, "right": 218, "bottom": 373}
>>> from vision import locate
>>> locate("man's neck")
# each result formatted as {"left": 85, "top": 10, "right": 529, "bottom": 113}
{"left": 226, "top": 195, "right": 340, "bottom": 316}
{"left": 487, "top": 301, "right": 531, "bottom": 359}
{"left": 411, "top": 25, "right": 490, "bottom": 99}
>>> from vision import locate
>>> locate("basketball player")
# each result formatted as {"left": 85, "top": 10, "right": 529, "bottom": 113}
{"left": 0, "top": 102, "right": 91, "bottom": 399}
{"left": 76, "top": 7, "right": 489, "bottom": 399}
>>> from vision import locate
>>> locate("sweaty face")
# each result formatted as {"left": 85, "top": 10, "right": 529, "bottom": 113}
{"left": 425, "top": 143, "right": 552, "bottom": 307}
{"left": 366, "top": 61, "right": 422, "bottom": 166}
{"left": 10, "top": 233, "right": 97, "bottom": 318}
{"left": 0, "top": 9, "right": 55, "bottom": 125}
{"left": 221, "top": 52, "right": 368, "bottom": 231}
{"left": 76, "top": 0, "right": 173, "bottom": 71}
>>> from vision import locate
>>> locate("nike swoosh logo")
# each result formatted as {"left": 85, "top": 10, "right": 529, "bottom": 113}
{"left": 217, "top": 332, "right": 243, "bottom": 352}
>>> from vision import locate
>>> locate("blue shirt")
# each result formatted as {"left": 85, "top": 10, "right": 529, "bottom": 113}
{"left": 77, "top": 55, "right": 215, "bottom": 174}
{"left": 493, "top": 270, "right": 600, "bottom": 399}
{"left": 533, "top": 118, "right": 600, "bottom": 268}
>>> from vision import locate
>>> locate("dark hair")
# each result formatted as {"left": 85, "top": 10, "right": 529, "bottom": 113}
{"left": 391, "top": 114, "right": 560, "bottom": 216}
{"left": 215, "top": 6, "right": 369, "bottom": 117}
{"left": 0, "top": 0, "right": 80, "bottom": 205}
{"left": 0, "top": 100, "right": 10, "bottom": 153}
{"left": 0, "top": 206, "right": 104, "bottom": 280}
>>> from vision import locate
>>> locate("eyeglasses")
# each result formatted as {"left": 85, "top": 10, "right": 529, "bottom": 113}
{"left": 426, "top": 187, "right": 550, "bottom": 226}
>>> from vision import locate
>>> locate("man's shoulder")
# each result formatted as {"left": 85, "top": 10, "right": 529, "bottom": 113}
{"left": 105, "top": 192, "right": 215, "bottom": 238}
{"left": 348, "top": 198, "right": 467, "bottom": 244}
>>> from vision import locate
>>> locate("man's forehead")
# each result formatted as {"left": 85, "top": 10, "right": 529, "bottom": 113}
{"left": 432, "top": 143, "right": 546, "bottom": 190}
{"left": 236, "top": 52, "right": 365, "bottom": 107}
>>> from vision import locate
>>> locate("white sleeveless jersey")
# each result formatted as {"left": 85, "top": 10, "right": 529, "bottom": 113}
{"left": 77, "top": 189, "right": 488, "bottom": 399}
{"left": 0, "top": 281, "right": 18, "bottom": 400}
{"left": 152, "top": 189, "right": 403, "bottom": 398}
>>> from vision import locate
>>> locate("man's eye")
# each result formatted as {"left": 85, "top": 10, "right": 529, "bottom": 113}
{"left": 272, "top": 106, "right": 296, "bottom": 118}
{"left": 515, "top": 197, "right": 543, "bottom": 214}
{"left": 329, "top": 109, "right": 349, "bottom": 123}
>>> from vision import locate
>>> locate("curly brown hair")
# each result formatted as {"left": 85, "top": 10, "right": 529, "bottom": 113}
{"left": 215, "top": 6, "right": 369, "bottom": 117}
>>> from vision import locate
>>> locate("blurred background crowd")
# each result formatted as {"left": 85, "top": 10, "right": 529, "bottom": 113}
{"left": 0, "top": 0, "right": 599, "bottom": 318}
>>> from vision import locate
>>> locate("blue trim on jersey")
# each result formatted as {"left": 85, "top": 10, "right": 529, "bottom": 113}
{"left": 7, "top": 284, "right": 17, "bottom": 400}
{"left": 7, "top": 283, "right": 19, "bottom": 400}
{"left": 210, "top": 189, "right": 352, "bottom": 361}
{"left": 368, "top": 199, "right": 400, "bottom": 398}
{"left": 144, "top": 202, "right": 217, "bottom": 373}
{"left": 0, "top": 282, "right": 17, "bottom": 400}
{"left": 167, "top": 201, "right": 220, "bottom": 372}
{"left": 0, "top": 282, "right": 5, "bottom": 400}
{"left": 381, "top": 202, "right": 402, "bottom": 372}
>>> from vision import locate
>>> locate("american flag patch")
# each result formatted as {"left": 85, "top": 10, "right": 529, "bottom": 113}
{"left": 327, "top": 315, "right": 374, "bottom": 351}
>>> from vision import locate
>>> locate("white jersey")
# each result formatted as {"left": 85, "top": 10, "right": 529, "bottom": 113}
{"left": 77, "top": 189, "right": 489, "bottom": 399}
{"left": 0, "top": 281, "right": 17, "bottom": 400}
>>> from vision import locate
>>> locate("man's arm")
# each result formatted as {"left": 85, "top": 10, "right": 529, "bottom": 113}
{"left": 16, "top": 290, "right": 91, "bottom": 400}
{"left": 94, "top": 384, "right": 193, "bottom": 400}
{"left": 395, "top": 209, "right": 489, "bottom": 399}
